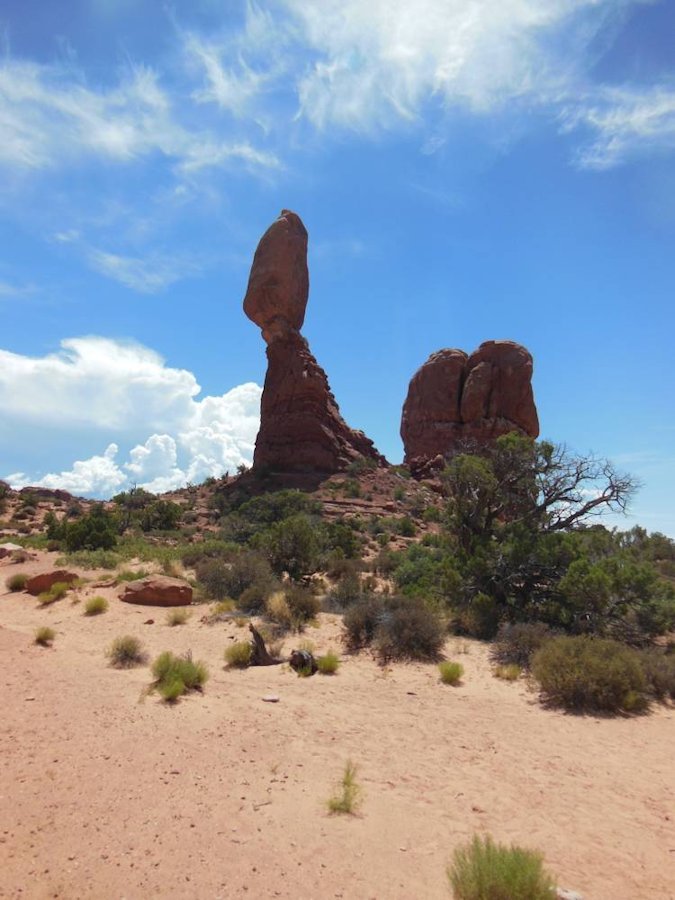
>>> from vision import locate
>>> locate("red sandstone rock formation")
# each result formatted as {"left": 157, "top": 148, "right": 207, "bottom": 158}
{"left": 244, "top": 210, "right": 385, "bottom": 473}
{"left": 401, "top": 340, "right": 539, "bottom": 476}
{"left": 119, "top": 576, "right": 192, "bottom": 607}
{"left": 26, "top": 570, "right": 79, "bottom": 596}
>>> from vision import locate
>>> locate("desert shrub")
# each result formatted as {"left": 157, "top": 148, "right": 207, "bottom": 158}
{"left": 34, "top": 626, "right": 56, "bottom": 646}
{"left": 225, "top": 641, "right": 252, "bottom": 668}
{"left": 342, "top": 594, "right": 385, "bottom": 652}
{"left": 265, "top": 591, "right": 293, "bottom": 630}
{"left": 62, "top": 505, "right": 118, "bottom": 551}
{"left": 166, "top": 608, "right": 190, "bottom": 626}
{"left": 639, "top": 647, "right": 675, "bottom": 700}
{"left": 325, "top": 571, "right": 365, "bottom": 611}
{"left": 327, "top": 760, "right": 362, "bottom": 815}
{"left": 491, "top": 622, "right": 556, "bottom": 669}
{"left": 439, "top": 661, "right": 463, "bottom": 685}
{"left": 56, "top": 548, "right": 121, "bottom": 569}
{"left": 397, "top": 516, "right": 416, "bottom": 537}
{"left": 115, "top": 568, "right": 150, "bottom": 583}
{"left": 254, "top": 513, "right": 321, "bottom": 580}
{"left": 6, "top": 572, "right": 28, "bottom": 592}
{"left": 447, "top": 834, "right": 556, "bottom": 900}
{"left": 317, "top": 651, "right": 340, "bottom": 675}
{"left": 151, "top": 651, "right": 208, "bottom": 702}
{"left": 38, "top": 581, "right": 70, "bottom": 606}
{"left": 202, "top": 599, "right": 236, "bottom": 624}
{"left": 196, "top": 550, "right": 274, "bottom": 601}
{"left": 238, "top": 578, "right": 278, "bottom": 614}
{"left": 374, "top": 596, "right": 445, "bottom": 663}
{"left": 84, "top": 595, "right": 108, "bottom": 616}
{"left": 494, "top": 664, "right": 522, "bottom": 681}
{"left": 453, "top": 593, "right": 501, "bottom": 640}
{"left": 107, "top": 635, "right": 147, "bottom": 668}
{"left": 285, "top": 584, "right": 320, "bottom": 626}
{"left": 532, "top": 635, "right": 648, "bottom": 713}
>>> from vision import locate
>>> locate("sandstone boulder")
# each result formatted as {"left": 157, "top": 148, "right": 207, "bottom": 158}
{"left": 243, "top": 209, "right": 309, "bottom": 344}
{"left": 119, "top": 576, "right": 192, "bottom": 607}
{"left": 26, "top": 570, "right": 79, "bottom": 596}
{"left": 401, "top": 340, "right": 539, "bottom": 476}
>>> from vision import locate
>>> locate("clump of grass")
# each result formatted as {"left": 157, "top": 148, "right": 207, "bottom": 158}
{"left": 37, "top": 581, "right": 70, "bottom": 606}
{"left": 439, "top": 661, "right": 464, "bottom": 685}
{"left": 316, "top": 651, "right": 340, "bottom": 675}
{"left": 327, "top": 760, "right": 362, "bottom": 815}
{"left": 107, "top": 635, "right": 147, "bottom": 668}
{"left": 447, "top": 834, "right": 556, "bottom": 900}
{"left": 84, "top": 595, "right": 108, "bottom": 616}
{"left": 34, "top": 626, "right": 55, "bottom": 646}
{"left": 225, "top": 641, "right": 252, "bottom": 668}
{"left": 150, "top": 650, "right": 208, "bottom": 702}
{"left": 494, "top": 664, "right": 522, "bottom": 681}
{"left": 166, "top": 607, "right": 190, "bottom": 627}
{"left": 6, "top": 572, "right": 28, "bottom": 592}
{"left": 115, "top": 568, "right": 149, "bottom": 584}
{"left": 265, "top": 590, "right": 293, "bottom": 630}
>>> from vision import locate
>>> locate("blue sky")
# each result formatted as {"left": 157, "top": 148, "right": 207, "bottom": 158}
{"left": 0, "top": 0, "right": 673, "bottom": 535}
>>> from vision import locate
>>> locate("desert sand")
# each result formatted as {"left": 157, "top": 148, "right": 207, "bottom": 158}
{"left": 1, "top": 551, "right": 674, "bottom": 900}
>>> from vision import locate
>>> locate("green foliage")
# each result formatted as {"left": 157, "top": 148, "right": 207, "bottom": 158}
{"left": 447, "top": 834, "right": 556, "bottom": 900}
{"left": 453, "top": 592, "right": 501, "bottom": 640}
{"left": 326, "top": 571, "right": 365, "bottom": 611}
{"left": 115, "top": 568, "right": 150, "bottom": 583}
{"left": 35, "top": 626, "right": 56, "bottom": 646}
{"left": 342, "top": 594, "right": 385, "bottom": 652}
{"left": 392, "top": 543, "right": 462, "bottom": 603}
{"left": 38, "top": 581, "right": 70, "bottom": 606}
{"left": 254, "top": 513, "right": 321, "bottom": 580}
{"left": 639, "top": 647, "right": 675, "bottom": 700}
{"left": 225, "top": 641, "right": 252, "bottom": 668}
{"left": 316, "top": 651, "right": 340, "bottom": 674}
{"left": 439, "top": 661, "right": 463, "bottom": 685}
{"left": 84, "top": 595, "right": 108, "bottom": 616}
{"left": 532, "top": 636, "right": 648, "bottom": 713}
{"left": 107, "top": 635, "right": 147, "bottom": 668}
{"left": 396, "top": 516, "right": 416, "bottom": 537}
{"left": 327, "top": 760, "right": 362, "bottom": 815}
{"left": 374, "top": 596, "right": 445, "bottom": 663}
{"left": 166, "top": 607, "right": 190, "bottom": 626}
{"left": 150, "top": 651, "right": 208, "bottom": 702}
{"left": 6, "top": 572, "right": 28, "bottom": 592}
{"left": 491, "top": 623, "right": 556, "bottom": 669}
{"left": 47, "top": 504, "right": 118, "bottom": 551}
{"left": 56, "top": 548, "right": 121, "bottom": 569}
{"left": 285, "top": 584, "right": 321, "bottom": 626}
{"left": 196, "top": 550, "right": 275, "bottom": 601}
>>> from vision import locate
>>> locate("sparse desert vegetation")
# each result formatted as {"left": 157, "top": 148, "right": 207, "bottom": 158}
{"left": 107, "top": 635, "right": 147, "bottom": 668}
{"left": 447, "top": 834, "right": 556, "bottom": 900}
{"left": 327, "top": 760, "right": 362, "bottom": 815}
{"left": 166, "top": 607, "right": 190, "bottom": 627}
{"left": 6, "top": 572, "right": 28, "bottom": 592}
{"left": 34, "top": 626, "right": 56, "bottom": 646}
{"left": 224, "top": 641, "right": 252, "bottom": 668}
{"left": 84, "top": 595, "right": 108, "bottom": 616}
{"left": 438, "top": 660, "right": 464, "bottom": 685}
{"left": 150, "top": 651, "right": 208, "bottom": 702}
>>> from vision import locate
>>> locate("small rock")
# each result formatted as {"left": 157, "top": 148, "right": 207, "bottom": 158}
{"left": 557, "top": 890, "right": 584, "bottom": 900}
{"left": 262, "top": 695, "right": 280, "bottom": 703}
{"left": 143, "top": 619, "right": 154, "bottom": 625}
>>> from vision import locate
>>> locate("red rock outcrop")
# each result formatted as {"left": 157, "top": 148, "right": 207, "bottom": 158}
{"left": 119, "top": 576, "right": 192, "bottom": 607}
{"left": 244, "top": 210, "right": 385, "bottom": 473}
{"left": 26, "top": 570, "right": 79, "bottom": 595}
{"left": 401, "top": 340, "right": 539, "bottom": 476}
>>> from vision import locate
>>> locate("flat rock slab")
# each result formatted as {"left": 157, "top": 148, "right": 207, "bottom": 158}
{"left": 261, "top": 695, "right": 280, "bottom": 703}
{"left": 26, "top": 570, "right": 78, "bottom": 596}
{"left": 119, "top": 576, "right": 192, "bottom": 607}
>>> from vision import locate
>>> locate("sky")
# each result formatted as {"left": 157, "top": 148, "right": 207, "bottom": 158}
{"left": 0, "top": 0, "right": 674, "bottom": 535}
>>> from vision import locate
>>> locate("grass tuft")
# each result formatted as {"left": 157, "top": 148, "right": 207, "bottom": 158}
{"left": 494, "top": 664, "right": 522, "bottom": 681}
{"left": 107, "top": 635, "right": 147, "bottom": 668}
{"left": 166, "top": 607, "right": 190, "bottom": 627}
{"left": 225, "top": 641, "right": 252, "bottom": 668}
{"left": 34, "top": 626, "right": 56, "bottom": 646}
{"left": 316, "top": 651, "right": 340, "bottom": 675}
{"left": 37, "top": 581, "right": 70, "bottom": 606}
{"left": 6, "top": 572, "right": 28, "bottom": 592}
{"left": 439, "top": 661, "right": 464, "bottom": 685}
{"left": 84, "top": 595, "right": 108, "bottom": 616}
{"left": 150, "top": 650, "right": 208, "bottom": 702}
{"left": 447, "top": 834, "right": 556, "bottom": 900}
{"left": 327, "top": 760, "right": 362, "bottom": 815}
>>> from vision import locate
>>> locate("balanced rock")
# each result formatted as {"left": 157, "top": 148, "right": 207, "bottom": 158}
{"left": 26, "top": 570, "right": 79, "bottom": 596}
{"left": 401, "top": 340, "right": 539, "bottom": 476}
{"left": 244, "top": 210, "right": 385, "bottom": 473}
{"left": 119, "top": 576, "right": 192, "bottom": 607}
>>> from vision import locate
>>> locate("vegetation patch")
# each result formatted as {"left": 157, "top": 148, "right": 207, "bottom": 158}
{"left": 84, "top": 595, "right": 108, "bottom": 616}
{"left": 37, "top": 581, "right": 70, "bottom": 606}
{"left": 438, "top": 661, "right": 464, "bottom": 685}
{"left": 374, "top": 597, "right": 445, "bottom": 662}
{"left": 491, "top": 623, "right": 556, "bottom": 670}
{"left": 150, "top": 650, "right": 208, "bottom": 702}
{"left": 107, "top": 635, "right": 147, "bottom": 668}
{"left": 34, "top": 626, "right": 56, "bottom": 646}
{"left": 327, "top": 760, "right": 362, "bottom": 815}
{"left": 6, "top": 572, "right": 28, "bottom": 592}
{"left": 494, "top": 664, "right": 522, "bottom": 681}
{"left": 166, "top": 607, "right": 190, "bottom": 626}
{"left": 532, "top": 635, "right": 648, "bottom": 713}
{"left": 316, "top": 651, "right": 340, "bottom": 675}
{"left": 447, "top": 834, "right": 556, "bottom": 900}
{"left": 224, "top": 641, "right": 252, "bottom": 668}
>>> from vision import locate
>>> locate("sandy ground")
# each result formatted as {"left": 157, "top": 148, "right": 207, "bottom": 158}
{"left": 1, "top": 552, "right": 674, "bottom": 900}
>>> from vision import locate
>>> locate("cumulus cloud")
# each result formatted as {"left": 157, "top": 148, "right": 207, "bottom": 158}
{"left": 0, "top": 336, "right": 261, "bottom": 498}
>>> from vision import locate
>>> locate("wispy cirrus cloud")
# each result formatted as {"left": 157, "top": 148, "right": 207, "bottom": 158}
{"left": 87, "top": 248, "right": 201, "bottom": 293}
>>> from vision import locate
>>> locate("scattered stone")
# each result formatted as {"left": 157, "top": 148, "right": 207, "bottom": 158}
{"left": 119, "top": 576, "right": 192, "bottom": 607}
{"left": 0, "top": 542, "right": 23, "bottom": 559}
{"left": 261, "top": 695, "right": 280, "bottom": 703}
{"left": 401, "top": 340, "right": 539, "bottom": 477}
{"left": 557, "top": 890, "right": 584, "bottom": 900}
{"left": 143, "top": 619, "right": 155, "bottom": 625}
{"left": 25, "top": 570, "right": 78, "bottom": 596}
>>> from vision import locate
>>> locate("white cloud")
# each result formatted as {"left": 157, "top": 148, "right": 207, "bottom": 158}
{"left": 0, "top": 280, "right": 36, "bottom": 297}
{"left": 0, "top": 336, "right": 262, "bottom": 497}
{"left": 562, "top": 85, "right": 675, "bottom": 169}
{"left": 87, "top": 248, "right": 200, "bottom": 293}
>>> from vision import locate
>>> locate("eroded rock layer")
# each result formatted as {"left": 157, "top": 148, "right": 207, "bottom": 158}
{"left": 244, "top": 210, "right": 385, "bottom": 473}
{"left": 401, "top": 340, "right": 539, "bottom": 476}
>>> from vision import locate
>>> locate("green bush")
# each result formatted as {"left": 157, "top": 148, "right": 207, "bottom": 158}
{"left": 639, "top": 647, "right": 675, "bottom": 700}
{"left": 6, "top": 572, "right": 28, "bottom": 592}
{"left": 84, "top": 595, "right": 108, "bottom": 616}
{"left": 327, "top": 760, "right": 362, "bottom": 815}
{"left": 35, "top": 626, "right": 56, "bottom": 646}
{"left": 375, "top": 597, "right": 445, "bottom": 663}
{"left": 491, "top": 622, "right": 556, "bottom": 669}
{"left": 115, "top": 568, "right": 150, "bottom": 583}
{"left": 342, "top": 594, "right": 385, "bottom": 652}
{"left": 325, "top": 571, "right": 364, "bottom": 611}
{"left": 151, "top": 651, "right": 208, "bottom": 702}
{"left": 448, "top": 834, "right": 556, "bottom": 900}
{"left": 62, "top": 504, "right": 118, "bottom": 551}
{"left": 454, "top": 593, "right": 501, "bottom": 640}
{"left": 38, "top": 581, "right": 70, "bottom": 606}
{"left": 532, "top": 635, "right": 648, "bottom": 713}
{"left": 254, "top": 513, "right": 321, "bottom": 580}
{"left": 107, "top": 635, "right": 147, "bottom": 668}
{"left": 439, "top": 661, "right": 463, "bottom": 685}
{"left": 197, "top": 550, "right": 274, "bottom": 601}
{"left": 239, "top": 578, "right": 277, "bottom": 614}
{"left": 317, "top": 651, "right": 340, "bottom": 675}
{"left": 285, "top": 584, "right": 320, "bottom": 627}
{"left": 225, "top": 641, "right": 252, "bottom": 668}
